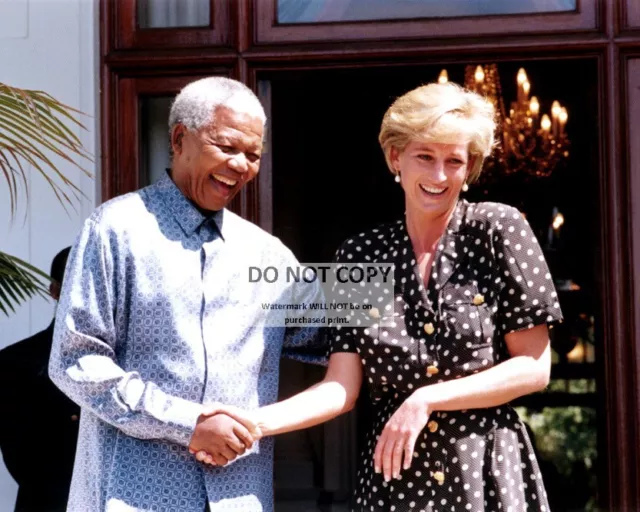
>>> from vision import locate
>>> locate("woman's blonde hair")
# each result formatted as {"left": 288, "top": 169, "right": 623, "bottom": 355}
{"left": 378, "top": 82, "right": 496, "bottom": 183}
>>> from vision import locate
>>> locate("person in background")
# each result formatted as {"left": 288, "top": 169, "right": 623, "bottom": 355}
{"left": 0, "top": 247, "right": 80, "bottom": 512}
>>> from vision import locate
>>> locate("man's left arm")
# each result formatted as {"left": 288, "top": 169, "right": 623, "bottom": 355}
{"left": 280, "top": 265, "right": 329, "bottom": 366}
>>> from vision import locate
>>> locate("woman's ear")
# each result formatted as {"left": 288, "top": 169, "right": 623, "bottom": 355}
{"left": 389, "top": 146, "right": 401, "bottom": 172}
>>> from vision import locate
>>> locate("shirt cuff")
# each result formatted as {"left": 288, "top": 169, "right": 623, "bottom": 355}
{"left": 161, "top": 397, "right": 203, "bottom": 448}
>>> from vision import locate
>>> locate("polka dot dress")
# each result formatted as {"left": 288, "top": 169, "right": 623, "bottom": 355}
{"left": 330, "top": 200, "right": 562, "bottom": 512}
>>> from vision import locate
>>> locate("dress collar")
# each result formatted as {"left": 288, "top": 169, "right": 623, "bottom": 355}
{"left": 395, "top": 200, "right": 470, "bottom": 309}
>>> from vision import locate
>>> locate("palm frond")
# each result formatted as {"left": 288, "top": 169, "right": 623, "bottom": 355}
{"left": 0, "top": 251, "right": 51, "bottom": 315}
{"left": 0, "top": 82, "right": 93, "bottom": 217}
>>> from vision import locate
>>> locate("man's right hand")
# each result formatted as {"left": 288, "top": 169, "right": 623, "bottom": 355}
{"left": 188, "top": 413, "right": 255, "bottom": 466}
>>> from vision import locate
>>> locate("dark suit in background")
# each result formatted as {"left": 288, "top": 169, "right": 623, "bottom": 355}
{"left": 0, "top": 248, "right": 79, "bottom": 512}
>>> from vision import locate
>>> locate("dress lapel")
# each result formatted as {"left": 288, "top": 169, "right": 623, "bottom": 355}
{"left": 395, "top": 200, "right": 469, "bottom": 312}
{"left": 430, "top": 200, "right": 468, "bottom": 295}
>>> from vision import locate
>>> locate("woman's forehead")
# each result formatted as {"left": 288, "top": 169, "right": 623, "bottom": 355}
{"left": 408, "top": 138, "right": 469, "bottom": 155}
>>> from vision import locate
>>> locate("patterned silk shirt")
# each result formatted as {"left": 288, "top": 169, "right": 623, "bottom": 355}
{"left": 49, "top": 175, "right": 326, "bottom": 512}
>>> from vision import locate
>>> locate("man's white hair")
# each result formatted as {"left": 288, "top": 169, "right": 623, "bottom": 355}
{"left": 168, "top": 77, "right": 266, "bottom": 133}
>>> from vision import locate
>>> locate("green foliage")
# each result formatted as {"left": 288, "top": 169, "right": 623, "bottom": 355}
{"left": 517, "top": 405, "right": 598, "bottom": 510}
{"left": 0, "top": 82, "right": 91, "bottom": 315}
{"left": 0, "top": 252, "right": 50, "bottom": 315}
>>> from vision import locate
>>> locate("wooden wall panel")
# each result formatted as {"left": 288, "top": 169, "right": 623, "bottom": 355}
{"left": 624, "top": 0, "right": 640, "bottom": 29}
{"left": 113, "top": 0, "right": 234, "bottom": 50}
{"left": 625, "top": 58, "right": 640, "bottom": 502}
{"left": 253, "top": 0, "right": 600, "bottom": 45}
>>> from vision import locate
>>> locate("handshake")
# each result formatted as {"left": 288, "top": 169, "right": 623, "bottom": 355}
{"left": 188, "top": 405, "right": 262, "bottom": 467}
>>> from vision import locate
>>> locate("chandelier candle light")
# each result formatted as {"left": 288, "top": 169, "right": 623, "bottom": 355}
{"left": 439, "top": 65, "right": 570, "bottom": 179}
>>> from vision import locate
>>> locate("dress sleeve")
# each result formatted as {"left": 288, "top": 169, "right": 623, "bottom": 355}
{"left": 328, "top": 240, "right": 360, "bottom": 355}
{"left": 492, "top": 206, "right": 564, "bottom": 334}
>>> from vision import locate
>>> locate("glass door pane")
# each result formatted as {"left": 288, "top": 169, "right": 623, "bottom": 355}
{"left": 137, "top": 0, "right": 210, "bottom": 28}
{"left": 140, "top": 97, "right": 172, "bottom": 186}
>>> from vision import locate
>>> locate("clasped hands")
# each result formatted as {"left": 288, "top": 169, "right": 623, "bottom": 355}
{"left": 188, "top": 405, "right": 261, "bottom": 467}
{"left": 188, "top": 390, "right": 431, "bottom": 477}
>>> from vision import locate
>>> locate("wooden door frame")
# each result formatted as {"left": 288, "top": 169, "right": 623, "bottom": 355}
{"left": 99, "top": 0, "right": 640, "bottom": 507}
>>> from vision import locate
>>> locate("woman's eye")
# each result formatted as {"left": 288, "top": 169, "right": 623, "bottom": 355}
{"left": 418, "top": 154, "right": 432, "bottom": 161}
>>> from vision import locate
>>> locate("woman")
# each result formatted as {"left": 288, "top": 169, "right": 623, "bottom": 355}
{"left": 199, "top": 82, "right": 561, "bottom": 511}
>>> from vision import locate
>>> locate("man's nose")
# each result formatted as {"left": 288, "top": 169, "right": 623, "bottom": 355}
{"left": 228, "top": 152, "right": 248, "bottom": 173}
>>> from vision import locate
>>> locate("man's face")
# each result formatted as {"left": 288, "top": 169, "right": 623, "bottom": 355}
{"left": 171, "top": 106, "right": 264, "bottom": 211}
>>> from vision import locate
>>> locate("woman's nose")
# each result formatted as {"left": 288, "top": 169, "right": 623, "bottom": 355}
{"left": 430, "top": 160, "right": 447, "bottom": 181}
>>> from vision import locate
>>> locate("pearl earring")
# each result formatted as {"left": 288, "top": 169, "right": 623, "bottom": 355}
{"left": 394, "top": 173, "right": 401, "bottom": 183}
{"left": 462, "top": 183, "right": 469, "bottom": 192}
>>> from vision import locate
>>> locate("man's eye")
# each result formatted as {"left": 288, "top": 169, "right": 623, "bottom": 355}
{"left": 247, "top": 153, "right": 261, "bottom": 163}
{"left": 215, "top": 144, "right": 235, "bottom": 153}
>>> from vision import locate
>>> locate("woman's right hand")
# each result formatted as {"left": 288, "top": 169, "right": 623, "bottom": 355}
{"left": 200, "top": 404, "right": 263, "bottom": 440}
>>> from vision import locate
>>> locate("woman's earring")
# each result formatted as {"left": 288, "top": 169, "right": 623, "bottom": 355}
{"left": 462, "top": 183, "right": 469, "bottom": 192}
{"left": 395, "top": 173, "right": 401, "bottom": 183}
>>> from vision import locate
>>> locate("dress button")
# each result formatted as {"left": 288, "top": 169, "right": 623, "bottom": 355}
{"left": 426, "top": 365, "right": 439, "bottom": 376}
{"left": 473, "top": 294, "right": 485, "bottom": 306}
{"left": 71, "top": 414, "right": 79, "bottom": 422}
{"left": 433, "top": 471, "right": 445, "bottom": 484}
{"left": 427, "top": 420, "right": 438, "bottom": 433}
{"left": 369, "top": 307, "right": 380, "bottom": 319}
{"left": 423, "top": 322, "right": 435, "bottom": 335}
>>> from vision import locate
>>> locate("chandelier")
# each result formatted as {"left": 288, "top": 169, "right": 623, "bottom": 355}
{"left": 438, "top": 65, "right": 570, "bottom": 181}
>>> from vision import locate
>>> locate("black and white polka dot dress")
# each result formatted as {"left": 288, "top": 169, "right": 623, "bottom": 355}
{"left": 330, "top": 200, "right": 563, "bottom": 512}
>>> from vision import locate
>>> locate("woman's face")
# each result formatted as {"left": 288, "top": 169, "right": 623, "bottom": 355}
{"left": 391, "top": 139, "right": 471, "bottom": 220}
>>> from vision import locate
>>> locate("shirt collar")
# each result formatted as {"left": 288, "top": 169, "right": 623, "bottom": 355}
{"left": 155, "top": 173, "right": 225, "bottom": 239}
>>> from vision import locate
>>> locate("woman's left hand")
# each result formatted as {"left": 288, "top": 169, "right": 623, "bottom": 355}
{"left": 373, "top": 389, "right": 430, "bottom": 481}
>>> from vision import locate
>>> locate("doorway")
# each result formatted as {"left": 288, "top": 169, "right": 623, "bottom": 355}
{"left": 265, "top": 59, "right": 602, "bottom": 511}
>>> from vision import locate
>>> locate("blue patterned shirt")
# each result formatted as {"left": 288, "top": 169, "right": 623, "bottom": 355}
{"left": 49, "top": 175, "right": 326, "bottom": 512}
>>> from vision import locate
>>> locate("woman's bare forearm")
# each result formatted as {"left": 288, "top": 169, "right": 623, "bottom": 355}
{"left": 256, "top": 353, "right": 362, "bottom": 436}
{"left": 417, "top": 325, "right": 551, "bottom": 412}
{"left": 416, "top": 350, "right": 550, "bottom": 412}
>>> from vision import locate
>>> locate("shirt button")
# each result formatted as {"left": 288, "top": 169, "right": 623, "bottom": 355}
{"left": 423, "top": 323, "right": 435, "bottom": 335}
{"left": 427, "top": 420, "right": 438, "bottom": 433}
{"left": 71, "top": 414, "right": 79, "bottom": 422}
{"left": 473, "top": 294, "right": 485, "bottom": 305}
{"left": 426, "top": 365, "right": 439, "bottom": 376}
{"left": 433, "top": 470, "right": 445, "bottom": 484}
{"left": 369, "top": 307, "right": 380, "bottom": 319}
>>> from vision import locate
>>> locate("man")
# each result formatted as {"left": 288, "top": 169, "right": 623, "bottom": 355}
{"left": 49, "top": 77, "right": 326, "bottom": 512}
{"left": 0, "top": 247, "right": 80, "bottom": 512}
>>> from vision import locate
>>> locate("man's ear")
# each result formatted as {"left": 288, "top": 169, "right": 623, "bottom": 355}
{"left": 49, "top": 281, "right": 61, "bottom": 301}
{"left": 171, "top": 125, "right": 186, "bottom": 156}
